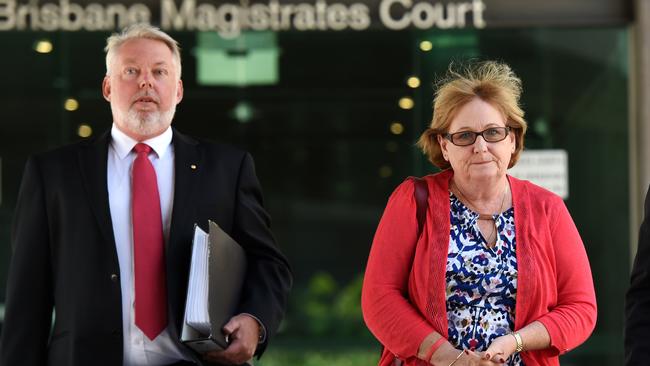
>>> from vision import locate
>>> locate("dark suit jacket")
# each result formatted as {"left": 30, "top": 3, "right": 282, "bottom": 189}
{"left": 0, "top": 129, "right": 292, "bottom": 366}
{"left": 626, "top": 184, "right": 650, "bottom": 365}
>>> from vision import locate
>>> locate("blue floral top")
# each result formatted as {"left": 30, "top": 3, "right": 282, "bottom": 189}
{"left": 446, "top": 192, "right": 523, "bottom": 366}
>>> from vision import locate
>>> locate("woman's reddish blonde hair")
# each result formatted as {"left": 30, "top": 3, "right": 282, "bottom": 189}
{"left": 417, "top": 61, "right": 528, "bottom": 170}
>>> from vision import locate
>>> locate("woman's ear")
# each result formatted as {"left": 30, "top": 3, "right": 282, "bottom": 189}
{"left": 438, "top": 134, "right": 449, "bottom": 161}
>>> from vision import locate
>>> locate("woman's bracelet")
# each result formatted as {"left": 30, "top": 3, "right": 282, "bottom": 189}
{"left": 448, "top": 350, "right": 464, "bottom": 366}
{"left": 424, "top": 337, "right": 447, "bottom": 363}
{"left": 510, "top": 332, "right": 524, "bottom": 353}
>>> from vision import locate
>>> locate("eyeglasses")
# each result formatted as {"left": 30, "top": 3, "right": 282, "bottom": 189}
{"left": 444, "top": 127, "right": 511, "bottom": 146}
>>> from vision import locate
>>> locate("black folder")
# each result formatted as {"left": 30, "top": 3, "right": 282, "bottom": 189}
{"left": 180, "top": 220, "right": 247, "bottom": 353}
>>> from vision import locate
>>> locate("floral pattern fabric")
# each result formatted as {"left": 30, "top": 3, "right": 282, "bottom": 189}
{"left": 445, "top": 192, "right": 523, "bottom": 366}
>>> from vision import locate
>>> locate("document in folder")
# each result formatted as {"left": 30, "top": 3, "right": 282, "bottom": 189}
{"left": 181, "top": 221, "right": 247, "bottom": 353}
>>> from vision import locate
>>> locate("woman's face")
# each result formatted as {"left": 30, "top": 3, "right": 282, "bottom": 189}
{"left": 438, "top": 97, "right": 515, "bottom": 183}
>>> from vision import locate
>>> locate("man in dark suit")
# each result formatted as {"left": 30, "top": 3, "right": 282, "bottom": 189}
{"left": 0, "top": 24, "right": 292, "bottom": 366}
{"left": 626, "top": 185, "right": 650, "bottom": 365}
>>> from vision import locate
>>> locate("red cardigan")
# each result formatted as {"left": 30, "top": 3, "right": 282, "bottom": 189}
{"left": 361, "top": 170, "right": 597, "bottom": 366}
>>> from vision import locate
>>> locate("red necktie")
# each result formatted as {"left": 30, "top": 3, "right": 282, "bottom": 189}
{"left": 132, "top": 143, "right": 167, "bottom": 340}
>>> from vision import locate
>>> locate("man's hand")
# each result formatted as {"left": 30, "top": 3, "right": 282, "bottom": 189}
{"left": 203, "top": 314, "right": 261, "bottom": 365}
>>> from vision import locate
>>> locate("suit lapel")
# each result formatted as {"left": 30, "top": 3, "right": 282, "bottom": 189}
{"left": 169, "top": 128, "right": 202, "bottom": 252}
{"left": 79, "top": 129, "right": 202, "bottom": 256}
{"left": 167, "top": 128, "right": 202, "bottom": 328}
{"left": 77, "top": 130, "right": 118, "bottom": 258}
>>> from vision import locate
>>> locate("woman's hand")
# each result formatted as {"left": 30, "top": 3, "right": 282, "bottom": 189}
{"left": 482, "top": 334, "right": 518, "bottom": 364}
{"left": 461, "top": 350, "right": 507, "bottom": 365}
{"left": 431, "top": 344, "right": 502, "bottom": 366}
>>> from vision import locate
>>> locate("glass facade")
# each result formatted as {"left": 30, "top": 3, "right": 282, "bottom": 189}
{"left": 0, "top": 25, "right": 629, "bottom": 365}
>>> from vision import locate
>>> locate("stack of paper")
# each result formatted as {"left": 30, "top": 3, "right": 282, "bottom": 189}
{"left": 184, "top": 225, "right": 211, "bottom": 335}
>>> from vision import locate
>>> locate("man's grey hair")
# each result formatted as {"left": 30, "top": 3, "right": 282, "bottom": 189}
{"left": 104, "top": 23, "right": 182, "bottom": 77}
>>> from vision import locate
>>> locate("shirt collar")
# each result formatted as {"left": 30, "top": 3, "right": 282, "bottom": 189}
{"left": 110, "top": 124, "right": 173, "bottom": 159}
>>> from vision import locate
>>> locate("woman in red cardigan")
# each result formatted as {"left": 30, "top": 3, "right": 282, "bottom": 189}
{"left": 361, "top": 61, "right": 597, "bottom": 366}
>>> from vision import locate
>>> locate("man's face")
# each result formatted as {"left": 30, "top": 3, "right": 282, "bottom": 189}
{"left": 102, "top": 38, "right": 183, "bottom": 141}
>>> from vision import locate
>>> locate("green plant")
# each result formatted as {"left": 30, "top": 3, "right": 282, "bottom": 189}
{"left": 287, "top": 272, "right": 372, "bottom": 339}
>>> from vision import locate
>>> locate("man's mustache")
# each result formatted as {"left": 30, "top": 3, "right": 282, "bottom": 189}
{"left": 131, "top": 91, "right": 160, "bottom": 104}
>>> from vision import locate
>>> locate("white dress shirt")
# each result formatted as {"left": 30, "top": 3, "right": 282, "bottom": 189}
{"left": 108, "top": 124, "right": 193, "bottom": 366}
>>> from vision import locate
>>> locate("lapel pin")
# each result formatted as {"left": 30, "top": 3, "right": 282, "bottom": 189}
{"left": 190, "top": 164, "right": 197, "bottom": 170}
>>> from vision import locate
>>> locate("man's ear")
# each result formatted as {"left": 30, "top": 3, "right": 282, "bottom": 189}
{"left": 175, "top": 79, "right": 184, "bottom": 104}
{"left": 102, "top": 76, "right": 111, "bottom": 102}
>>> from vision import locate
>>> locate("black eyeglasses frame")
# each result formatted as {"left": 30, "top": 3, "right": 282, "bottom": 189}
{"left": 443, "top": 126, "right": 512, "bottom": 146}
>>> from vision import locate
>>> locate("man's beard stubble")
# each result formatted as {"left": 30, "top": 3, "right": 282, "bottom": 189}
{"left": 117, "top": 104, "right": 177, "bottom": 138}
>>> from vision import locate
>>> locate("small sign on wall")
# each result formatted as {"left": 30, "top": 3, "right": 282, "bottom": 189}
{"left": 508, "top": 149, "right": 569, "bottom": 199}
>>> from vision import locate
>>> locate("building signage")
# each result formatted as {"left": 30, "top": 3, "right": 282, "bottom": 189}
{"left": 508, "top": 149, "right": 569, "bottom": 199}
{"left": 0, "top": 0, "right": 485, "bottom": 35}
{"left": 0, "top": 0, "right": 631, "bottom": 35}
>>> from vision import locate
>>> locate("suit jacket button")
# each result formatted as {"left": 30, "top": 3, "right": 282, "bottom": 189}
{"left": 110, "top": 274, "right": 118, "bottom": 282}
